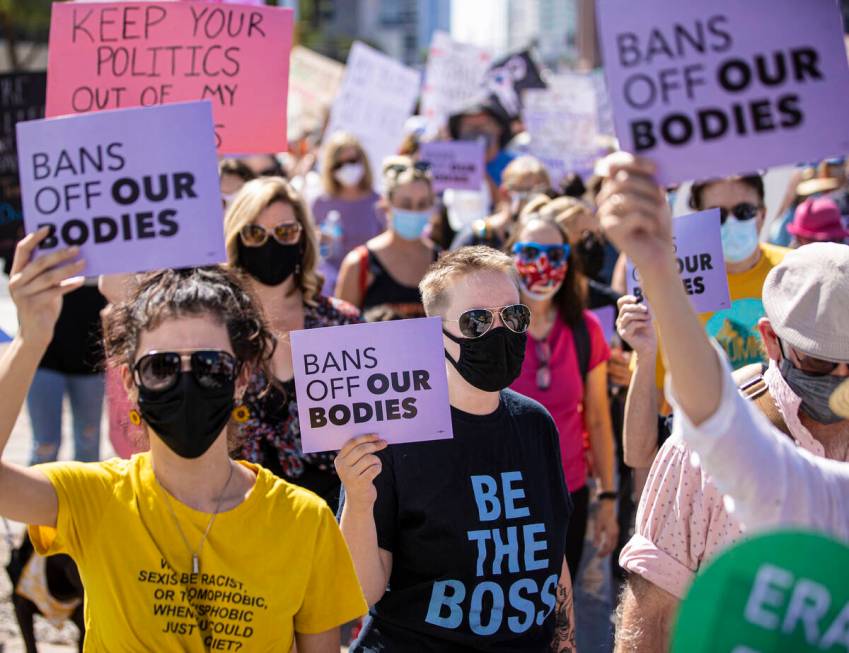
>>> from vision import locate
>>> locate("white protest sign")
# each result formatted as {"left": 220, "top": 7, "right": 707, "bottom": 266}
{"left": 523, "top": 73, "right": 602, "bottom": 184}
{"left": 288, "top": 46, "right": 345, "bottom": 140}
{"left": 292, "top": 317, "right": 454, "bottom": 453}
{"left": 421, "top": 31, "right": 492, "bottom": 135}
{"left": 324, "top": 42, "right": 420, "bottom": 186}
{"left": 627, "top": 208, "right": 730, "bottom": 313}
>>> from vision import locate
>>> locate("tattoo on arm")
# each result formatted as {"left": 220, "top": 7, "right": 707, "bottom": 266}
{"left": 550, "top": 581, "right": 576, "bottom": 653}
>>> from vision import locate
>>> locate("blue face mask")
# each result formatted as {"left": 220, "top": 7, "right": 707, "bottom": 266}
{"left": 392, "top": 208, "right": 431, "bottom": 241}
{"left": 720, "top": 216, "right": 759, "bottom": 263}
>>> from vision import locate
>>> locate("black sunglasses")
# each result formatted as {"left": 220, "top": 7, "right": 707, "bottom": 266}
{"left": 133, "top": 350, "right": 239, "bottom": 393}
{"left": 779, "top": 338, "right": 847, "bottom": 377}
{"left": 717, "top": 203, "right": 760, "bottom": 225}
{"left": 445, "top": 304, "right": 531, "bottom": 339}
{"left": 385, "top": 160, "right": 431, "bottom": 177}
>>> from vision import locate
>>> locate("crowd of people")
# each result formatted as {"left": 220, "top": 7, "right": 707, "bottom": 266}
{"left": 3, "top": 14, "right": 849, "bottom": 653}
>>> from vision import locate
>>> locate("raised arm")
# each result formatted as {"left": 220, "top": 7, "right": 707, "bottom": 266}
{"left": 0, "top": 228, "right": 85, "bottom": 526}
{"left": 617, "top": 295, "right": 661, "bottom": 469}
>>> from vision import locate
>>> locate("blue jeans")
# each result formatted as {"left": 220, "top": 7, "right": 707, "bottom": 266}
{"left": 27, "top": 369, "right": 105, "bottom": 464}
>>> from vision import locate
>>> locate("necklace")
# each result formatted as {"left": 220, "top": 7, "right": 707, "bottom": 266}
{"left": 163, "top": 462, "right": 236, "bottom": 574}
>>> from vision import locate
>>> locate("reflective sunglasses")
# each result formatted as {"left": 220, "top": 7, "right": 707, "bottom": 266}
{"left": 717, "top": 203, "right": 760, "bottom": 225}
{"left": 779, "top": 338, "right": 849, "bottom": 377}
{"left": 384, "top": 160, "right": 431, "bottom": 177}
{"left": 512, "top": 242, "right": 571, "bottom": 266}
{"left": 240, "top": 222, "right": 302, "bottom": 247}
{"left": 134, "top": 350, "right": 240, "bottom": 393}
{"left": 445, "top": 304, "right": 531, "bottom": 339}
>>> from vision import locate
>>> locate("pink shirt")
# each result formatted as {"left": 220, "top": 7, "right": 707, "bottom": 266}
{"left": 619, "top": 360, "right": 838, "bottom": 599}
{"left": 510, "top": 310, "right": 610, "bottom": 493}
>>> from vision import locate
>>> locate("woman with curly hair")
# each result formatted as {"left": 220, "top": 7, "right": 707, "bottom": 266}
{"left": 224, "top": 176, "right": 361, "bottom": 506}
{"left": 0, "top": 230, "right": 366, "bottom": 651}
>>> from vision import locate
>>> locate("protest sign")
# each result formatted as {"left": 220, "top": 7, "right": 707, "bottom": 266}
{"left": 45, "top": 1, "right": 293, "bottom": 153}
{"left": 523, "top": 73, "right": 602, "bottom": 183}
{"left": 324, "top": 42, "right": 420, "bottom": 188}
{"left": 0, "top": 72, "right": 46, "bottom": 270}
{"left": 590, "top": 70, "right": 616, "bottom": 138}
{"left": 288, "top": 46, "right": 344, "bottom": 141}
{"left": 17, "top": 101, "right": 225, "bottom": 276}
{"left": 292, "top": 317, "right": 453, "bottom": 453}
{"left": 597, "top": 0, "right": 849, "bottom": 186}
{"left": 627, "top": 208, "right": 729, "bottom": 313}
{"left": 591, "top": 305, "right": 616, "bottom": 345}
{"left": 419, "top": 140, "right": 485, "bottom": 192}
{"left": 421, "top": 31, "right": 492, "bottom": 134}
{"left": 673, "top": 530, "right": 849, "bottom": 653}
{"left": 485, "top": 49, "right": 546, "bottom": 120}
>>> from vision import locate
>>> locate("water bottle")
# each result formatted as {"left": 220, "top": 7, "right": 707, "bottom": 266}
{"left": 320, "top": 210, "right": 343, "bottom": 260}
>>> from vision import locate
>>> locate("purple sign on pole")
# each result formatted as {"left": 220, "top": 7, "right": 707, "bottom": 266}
{"left": 627, "top": 208, "right": 730, "bottom": 314}
{"left": 292, "top": 317, "right": 454, "bottom": 453}
{"left": 17, "top": 101, "right": 224, "bottom": 276}
{"left": 419, "top": 140, "right": 485, "bottom": 192}
{"left": 597, "top": 0, "right": 849, "bottom": 186}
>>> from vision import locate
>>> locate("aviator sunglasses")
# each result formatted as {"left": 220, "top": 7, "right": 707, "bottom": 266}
{"left": 512, "top": 242, "right": 570, "bottom": 266}
{"left": 240, "top": 222, "right": 303, "bottom": 247}
{"left": 133, "top": 350, "right": 240, "bottom": 393}
{"left": 716, "top": 203, "right": 761, "bottom": 225}
{"left": 445, "top": 304, "right": 531, "bottom": 339}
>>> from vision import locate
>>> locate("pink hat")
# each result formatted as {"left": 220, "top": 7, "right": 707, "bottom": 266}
{"left": 787, "top": 197, "right": 848, "bottom": 242}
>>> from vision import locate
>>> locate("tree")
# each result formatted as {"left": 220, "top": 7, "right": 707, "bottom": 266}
{"left": 0, "top": 0, "right": 51, "bottom": 71}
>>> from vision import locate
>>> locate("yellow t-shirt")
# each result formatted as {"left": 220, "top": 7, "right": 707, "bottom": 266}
{"left": 652, "top": 242, "right": 789, "bottom": 387}
{"left": 29, "top": 453, "right": 367, "bottom": 652}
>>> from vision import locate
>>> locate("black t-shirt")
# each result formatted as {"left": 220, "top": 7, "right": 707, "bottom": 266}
{"left": 353, "top": 390, "right": 572, "bottom": 653}
{"left": 40, "top": 285, "right": 106, "bottom": 375}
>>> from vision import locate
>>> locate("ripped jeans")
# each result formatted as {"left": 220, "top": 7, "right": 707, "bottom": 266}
{"left": 27, "top": 369, "right": 105, "bottom": 464}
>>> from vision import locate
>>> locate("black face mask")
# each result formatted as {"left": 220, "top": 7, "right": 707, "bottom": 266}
{"left": 237, "top": 239, "right": 300, "bottom": 287}
{"left": 443, "top": 327, "right": 527, "bottom": 392}
{"left": 138, "top": 373, "right": 235, "bottom": 459}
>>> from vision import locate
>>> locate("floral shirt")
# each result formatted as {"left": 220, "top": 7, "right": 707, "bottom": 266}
{"left": 237, "top": 295, "right": 361, "bottom": 480}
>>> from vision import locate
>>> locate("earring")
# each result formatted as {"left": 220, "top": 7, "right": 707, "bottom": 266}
{"left": 232, "top": 405, "right": 251, "bottom": 423}
{"left": 129, "top": 409, "right": 142, "bottom": 426}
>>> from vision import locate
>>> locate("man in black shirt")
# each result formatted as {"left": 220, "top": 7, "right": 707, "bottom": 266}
{"left": 337, "top": 246, "right": 575, "bottom": 652}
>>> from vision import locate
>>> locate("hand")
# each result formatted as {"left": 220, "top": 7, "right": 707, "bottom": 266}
{"left": 593, "top": 499, "right": 619, "bottom": 558}
{"left": 9, "top": 228, "right": 85, "bottom": 349}
{"left": 616, "top": 295, "right": 657, "bottom": 357}
{"left": 335, "top": 434, "right": 388, "bottom": 511}
{"left": 607, "top": 348, "right": 633, "bottom": 387}
{"left": 596, "top": 153, "right": 674, "bottom": 275}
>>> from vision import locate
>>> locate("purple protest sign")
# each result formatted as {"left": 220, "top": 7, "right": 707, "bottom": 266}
{"left": 292, "top": 317, "right": 454, "bottom": 453}
{"left": 419, "top": 140, "right": 485, "bottom": 192}
{"left": 597, "top": 0, "right": 849, "bottom": 186}
{"left": 627, "top": 208, "right": 730, "bottom": 313}
{"left": 16, "top": 101, "right": 225, "bottom": 276}
{"left": 590, "top": 305, "right": 616, "bottom": 345}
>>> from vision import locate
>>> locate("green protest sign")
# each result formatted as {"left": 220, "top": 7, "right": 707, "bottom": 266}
{"left": 673, "top": 530, "right": 849, "bottom": 653}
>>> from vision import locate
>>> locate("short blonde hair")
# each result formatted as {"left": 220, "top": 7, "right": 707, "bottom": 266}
{"left": 321, "top": 132, "right": 373, "bottom": 196}
{"left": 420, "top": 246, "right": 517, "bottom": 317}
{"left": 224, "top": 177, "right": 324, "bottom": 306}
{"left": 382, "top": 155, "right": 434, "bottom": 202}
{"left": 502, "top": 155, "right": 551, "bottom": 189}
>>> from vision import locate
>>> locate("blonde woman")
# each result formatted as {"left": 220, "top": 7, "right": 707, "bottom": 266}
{"left": 335, "top": 156, "right": 440, "bottom": 320}
{"left": 225, "top": 176, "right": 361, "bottom": 506}
{"left": 312, "top": 132, "right": 383, "bottom": 294}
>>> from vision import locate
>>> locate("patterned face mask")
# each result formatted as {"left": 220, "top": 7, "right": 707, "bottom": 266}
{"left": 512, "top": 242, "right": 569, "bottom": 300}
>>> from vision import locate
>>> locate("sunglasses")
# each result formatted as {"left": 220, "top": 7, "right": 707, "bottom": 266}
{"left": 333, "top": 157, "right": 361, "bottom": 170}
{"left": 536, "top": 339, "right": 551, "bottom": 390}
{"left": 779, "top": 339, "right": 848, "bottom": 377}
{"left": 385, "top": 160, "right": 431, "bottom": 177}
{"left": 133, "top": 350, "right": 240, "bottom": 393}
{"left": 716, "top": 203, "right": 761, "bottom": 225}
{"left": 240, "top": 222, "right": 302, "bottom": 247}
{"left": 445, "top": 304, "right": 531, "bottom": 339}
{"left": 512, "top": 242, "right": 571, "bottom": 266}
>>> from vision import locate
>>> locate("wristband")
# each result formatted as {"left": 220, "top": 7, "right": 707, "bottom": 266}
{"left": 598, "top": 491, "right": 618, "bottom": 501}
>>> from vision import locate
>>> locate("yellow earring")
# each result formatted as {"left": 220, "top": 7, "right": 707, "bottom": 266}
{"left": 129, "top": 409, "right": 142, "bottom": 426}
{"left": 232, "top": 405, "right": 250, "bottom": 423}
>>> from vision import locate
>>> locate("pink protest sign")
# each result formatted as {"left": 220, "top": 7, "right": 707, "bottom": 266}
{"left": 16, "top": 101, "right": 226, "bottom": 276}
{"left": 292, "top": 317, "right": 454, "bottom": 453}
{"left": 45, "top": 1, "right": 293, "bottom": 154}
{"left": 419, "top": 140, "right": 485, "bottom": 192}
{"left": 627, "top": 208, "right": 730, "bottom": 313}
{"left": 597, "top": 0, "right": 849, "bottom": 186}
